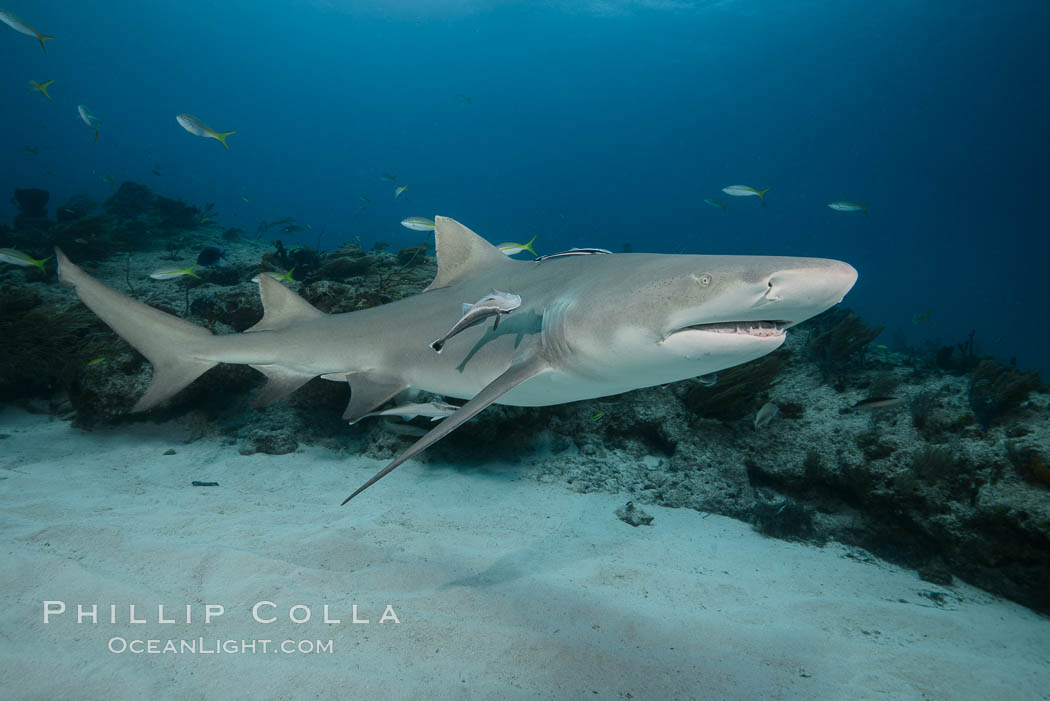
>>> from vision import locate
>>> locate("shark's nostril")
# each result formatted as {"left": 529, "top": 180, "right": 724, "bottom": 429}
{"left": 764, "top": 279, "right": 781, "bottom": 301}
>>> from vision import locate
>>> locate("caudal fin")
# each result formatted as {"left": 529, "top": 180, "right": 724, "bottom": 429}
{"left": 757, "top": 188, "right": 770, "bottom": 206}
{"left": 56, "top": 249, "right": 218, "bottom": 411}
{"left": 37, "top": 33, "right": 54, "bottom": 53}
{"left": 523, "top": 234, "right": 538, "bottom": 257}
{"left": 33, "top": 80, "right": 54, "bottom": 100}
{"left": 214, "top": 130, "right": 235, "bottom": 150}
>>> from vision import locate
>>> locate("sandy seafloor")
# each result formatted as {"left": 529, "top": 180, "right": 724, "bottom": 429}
{"left": 1, "top": 407, "right": 1047, "bottom": 701}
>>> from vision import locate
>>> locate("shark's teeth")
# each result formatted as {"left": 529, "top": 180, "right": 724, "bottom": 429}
{"left": 685, "top": 321, "right": 787, "bottom": 338}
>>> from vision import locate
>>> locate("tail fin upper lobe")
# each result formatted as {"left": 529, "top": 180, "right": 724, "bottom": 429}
{"left": 56, "top": 249, "right": 217, "bottom": 411}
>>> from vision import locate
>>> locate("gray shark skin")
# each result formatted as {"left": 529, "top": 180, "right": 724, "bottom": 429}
{"left": 55, "top": 216, "right": 857, "bottom": 503}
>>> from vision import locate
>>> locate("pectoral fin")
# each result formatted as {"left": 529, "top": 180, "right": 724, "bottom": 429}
{"left": 343, "top": 371, "right": 409, "bottom": 423}
{"left": 341, "top": 355, "right": 549, "bottom": 504}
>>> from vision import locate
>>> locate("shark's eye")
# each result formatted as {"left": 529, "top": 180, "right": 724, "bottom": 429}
{"left": 698, "top": 274, "right": 712, "bottom": 287}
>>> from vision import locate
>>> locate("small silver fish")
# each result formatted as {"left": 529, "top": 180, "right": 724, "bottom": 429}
{"left": 497, "top": 235, "right": 537, "bottom": 257}
{"left": 353, "top": 401, "right": 459, "bottom": 424}
{"left": 78, "top": 105, "right": 101, "bottom": 144}
{"left": 533, "top": 248, "right": 612, "bottom": 261}
{"left": 176, "top": 113, "right": 235, "bottom": 151}
{"left": 754, "top": 401, "right": 779, "bottom": 431}
{"left": 0, "top": 248, "right": 50, "bottom": 272}
{"left": 77, "top": 104, "right": 100, "bottom": 129}
{"left": 827, "top": 201, "right": 868, "bottom": 213}
{"left": 0, "top": 10, "right": 54, "bottom": 52}
{"left": 430, "top": 290, "right": 522, "bottom": 353}
{"left": 149, "top": 264, "right": 200, "bottom": 280}
{"left": 401, "top": 216, "right": 435, "bottom": 232}
{"left": 722, "top": 185, "right": 769, "bottom": 204}
{"left": 852, "top": 396, "right": 903, "bottom": 412}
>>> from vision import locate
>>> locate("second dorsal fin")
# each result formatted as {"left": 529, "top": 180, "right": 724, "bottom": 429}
{"left": 246, "top": 275, "right": 324, "bottom": 332}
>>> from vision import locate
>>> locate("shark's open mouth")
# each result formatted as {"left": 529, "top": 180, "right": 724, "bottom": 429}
{"left": 680, "top": 320, "right": 790, "bottom": 338}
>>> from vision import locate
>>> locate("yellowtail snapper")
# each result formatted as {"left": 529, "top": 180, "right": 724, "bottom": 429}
{"left": 401, "top": 216, "right": 436, "bottom": 232}
{"left": 150, "top": 264, "right": 200, "bottom": 280}
{"left": 0, "top": 248, "right": 51, "bottom": 273}
{"left": 496, "top": 235, "right": 538, "bottom": 257}
{"left": 0, "top": 10, "right": 54, "bottom": 52}
{"left": 722, "top": 185, "right": 770, "bottom": 205}
{"left": 176, "top": 114, "right": 236, "bottom": 150}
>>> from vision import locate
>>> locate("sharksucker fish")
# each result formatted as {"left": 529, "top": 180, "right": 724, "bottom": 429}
{"left": 429, "top": 290, "right": 522, "bottom": 354}
{"left": 352, "top": 401, "right": 460, "bottom": 424}
{"left": 533, "top": 248, "right": 612, "bottom": 261}
{"left": 55, "top": 216, "right": 858, "bottom": 503}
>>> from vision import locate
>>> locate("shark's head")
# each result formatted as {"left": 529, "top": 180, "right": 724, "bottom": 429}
{"left": 557, "top": 253, "right": 858, "bottom": 386}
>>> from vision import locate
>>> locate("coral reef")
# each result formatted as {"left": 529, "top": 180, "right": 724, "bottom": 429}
{"left": 1005, "top": 442, "right": 1050, "bottom": 487}
{"left": 105, "top": 181, "right": 155, "bottom": 219}
{"left": 808, "top": 308, "right": 884, "bottom": 388}
{"left": 55, "top": 193, "right": 98, "bottom": 222}
{"left": 615, "top": 501, "right": 654, "bottom": 527}
{"left": 319, "top": 243, "right": 376, "bottom": 280}
{"left": 968, "top": 358, "right": 1044, "bottom": 428}
{"left": 11, "top": 188, "right": 52, "bottom": 234}
{"left": 681, "top": 353, "right": 783, "bottom": 420}
{"left": 239, "top": 429, "right": 299, "bottom": 456}
{"left": 936, "top": 330, "right": 979, "bottom": 374}
{"left": 0, "top": 302, "right": 121, "bottom": 401}
{"left": 153, "top": 195, "right": 200, "bottom": 231}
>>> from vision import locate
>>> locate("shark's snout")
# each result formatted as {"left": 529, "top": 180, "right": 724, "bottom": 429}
{"left": 661, "top": 257, "right": 858, "bottom": 344}
{"left": 762, "top": 259, "right": 858, "bottom": 327}
{"left": 820, "top": 260, "right": 859, "bottom": 303}
{"left": 839, "top": 261, "right": 859, "bottom": 299}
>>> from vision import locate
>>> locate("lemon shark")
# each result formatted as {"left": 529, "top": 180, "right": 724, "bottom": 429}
{"left": 55, "top": 217, "right": 857, "bottom": 503}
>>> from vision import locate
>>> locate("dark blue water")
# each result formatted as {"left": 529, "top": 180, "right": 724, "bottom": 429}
{"left": 4, "top": 1, "right": 1047, "bottom": 374}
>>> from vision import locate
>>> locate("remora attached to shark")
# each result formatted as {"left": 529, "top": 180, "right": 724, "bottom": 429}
{"left": 429, "top": 289, "right": 521, "bottom": 353}
{"left": 56, "top": 217, "right": 857, "bottom": 504}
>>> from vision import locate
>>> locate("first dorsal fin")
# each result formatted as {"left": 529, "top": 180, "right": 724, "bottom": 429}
{"left": 424, "top": 216, "right": 513, "bottom": 292}
{"left": 246, "top": 275, "right": 324, "bottom": 332}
